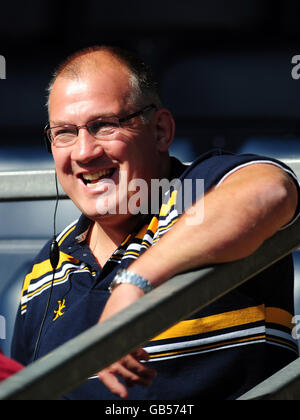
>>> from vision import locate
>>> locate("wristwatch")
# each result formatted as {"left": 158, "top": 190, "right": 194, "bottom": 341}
{"left": 109, "top": 269, "right": 154, "bottom": 294}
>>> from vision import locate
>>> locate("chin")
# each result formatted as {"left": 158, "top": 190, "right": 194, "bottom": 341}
{"left": 80, "top": 204, "right": 119, "bottom": 221}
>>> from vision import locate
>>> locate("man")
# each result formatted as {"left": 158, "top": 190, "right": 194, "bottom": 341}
{"left": 12, "top": 46, "right": 300, "bottom": 400}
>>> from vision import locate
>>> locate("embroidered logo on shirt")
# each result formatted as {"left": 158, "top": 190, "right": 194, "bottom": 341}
{"left": 53, "top": 299, "right": 66, "bottom": 322}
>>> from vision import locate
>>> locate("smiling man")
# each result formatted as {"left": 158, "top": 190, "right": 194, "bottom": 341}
{"left": 11, "top": 46, "right": 300, "bottom": 400}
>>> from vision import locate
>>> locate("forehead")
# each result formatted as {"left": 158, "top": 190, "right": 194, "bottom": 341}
{"left": 49, "top": 57, "right": 133, "bottom": 122}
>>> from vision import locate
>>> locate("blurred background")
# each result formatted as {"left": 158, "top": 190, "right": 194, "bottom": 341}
{"left": 1, "top": 0, "right": 300, "bottom": 355}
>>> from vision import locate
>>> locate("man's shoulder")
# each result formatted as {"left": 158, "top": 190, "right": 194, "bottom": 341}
{"left": 55, "top": 218, "right": 81, "bottom": 249}
{"left": 183, "top": 149, "right": 265, "bottom": 174}
{"left": 177, "top": 149, "right": 297, "bottom": 187}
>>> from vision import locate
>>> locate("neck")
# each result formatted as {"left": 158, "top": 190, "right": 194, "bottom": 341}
{"left": 87, "top": 213, "right": 144, "bottom": 267}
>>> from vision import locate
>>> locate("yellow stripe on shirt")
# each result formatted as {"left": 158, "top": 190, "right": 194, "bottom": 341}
{"left": 21, "top": 252, "right": 80, "bottom": 300}
{"left": 58, "top": 225, "right": 77, "bottom": 246}
{"left": 151, "top": 305, "right": 294, "bottom": 342}
{"left": 160, "top": 191, "right": 178, "bottom": 217}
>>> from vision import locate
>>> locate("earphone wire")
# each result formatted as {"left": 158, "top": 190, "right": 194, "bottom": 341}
{"left": 33, "top": 172, "right": 60, "bottom": 361}
{"left": 53, "top": 173, "right": 59, "bottom": 239}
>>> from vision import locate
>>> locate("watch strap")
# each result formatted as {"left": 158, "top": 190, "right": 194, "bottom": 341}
{"left": 109, "top": 269, "right": 154, "bottom": 294}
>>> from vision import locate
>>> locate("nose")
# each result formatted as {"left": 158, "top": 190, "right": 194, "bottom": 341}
{"left": 71, "top": 127, "right": 105, "bottom": 163}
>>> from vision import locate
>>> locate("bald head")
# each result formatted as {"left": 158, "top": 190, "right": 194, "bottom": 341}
{"left": 53, "top": 48, "right": 129, "bottom": 83}
{"left": 47, "top": 46, "right": 163, "bottom": 113}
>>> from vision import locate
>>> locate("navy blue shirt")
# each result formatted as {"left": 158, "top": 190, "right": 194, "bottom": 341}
{"left": 11, "top": 150, "right": 300, "bottom": 400}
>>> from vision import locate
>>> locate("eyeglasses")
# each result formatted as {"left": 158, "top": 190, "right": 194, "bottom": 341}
{"left": 45, "top": 104, "right": 157, "bottom": 148}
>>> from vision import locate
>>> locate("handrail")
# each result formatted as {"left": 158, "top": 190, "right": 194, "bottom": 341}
{"left": 239, "top": 358, "right": 300, "bottom": 400}
{"left": 0, "top": 160, "right": 300, "bottom": 399}
{"left": 0, "top": 169, "right": 67, "bottom": 202}
{"left": 0, "top": 158, "right": 299, "bottom": 202}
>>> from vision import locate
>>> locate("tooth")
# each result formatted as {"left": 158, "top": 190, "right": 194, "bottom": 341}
{"left": 83, "top": 169, "right": 111, "bottom": 181}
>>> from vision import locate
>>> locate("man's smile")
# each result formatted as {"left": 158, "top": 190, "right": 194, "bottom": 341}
{"left": 80, "top": 168, "right": 117, "bottom": 188}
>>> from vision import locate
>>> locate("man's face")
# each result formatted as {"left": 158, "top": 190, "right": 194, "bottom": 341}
{"left": 49, "top": 58, "right": 163, "bottom": 223}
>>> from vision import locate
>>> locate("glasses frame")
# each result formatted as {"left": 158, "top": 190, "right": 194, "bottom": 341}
{"left": 44, "top": 104, "right": 157, "bottom": 153}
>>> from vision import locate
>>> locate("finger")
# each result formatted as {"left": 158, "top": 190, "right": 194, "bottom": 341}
{"left": 132, "top": 348, "right": 150, "bottom": 361}
{"left": 123, "top": 355, "right": 157, "bottom": 381}
{"left": 125, "top": 375, "right": 153, "bottom": 388}
{"left": 98, "top": 369, "right": 129, "bottom": 399}
{"left": 98, "top": 359, "right": 154, "bottom": 396}
{"left": 98, "top": 355, "right": 157, "bottom": 398}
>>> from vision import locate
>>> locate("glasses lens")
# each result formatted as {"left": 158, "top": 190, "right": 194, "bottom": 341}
{"left": 51, "top": 125, "right": 77, "bottom": 146}
{"left": 88, "top": 118, "right": 120, "bottom": 138}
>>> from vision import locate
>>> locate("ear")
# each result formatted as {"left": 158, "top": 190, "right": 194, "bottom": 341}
{"left": 44, "top": 124, "right": 52, "bottom": 154}
{"left": 45, "top": 136, "right": 52, "bottom": 154}
{"left": 153, "top": 109, "right": 175, "bottom": 152}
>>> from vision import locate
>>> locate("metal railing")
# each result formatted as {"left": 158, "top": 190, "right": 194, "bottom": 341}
{"left": 0, "top": 169, "right": 67, "bottom": 202}
{"left": 0, "top": 160, "right": 300, "bottom": 400}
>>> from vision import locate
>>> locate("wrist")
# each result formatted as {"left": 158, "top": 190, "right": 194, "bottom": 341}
{"left": 129, "top": 251, "right": 175, "bottom": 287}
{"left": 109, "top": 269, "right": 154, "bottom": 295}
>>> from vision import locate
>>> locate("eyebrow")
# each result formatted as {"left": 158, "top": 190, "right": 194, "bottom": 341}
{"left": 50, "top": 120, "right": 72, "bottom": 126}
{"left": 50, "top": 112, "right": 121, "bottom": 127}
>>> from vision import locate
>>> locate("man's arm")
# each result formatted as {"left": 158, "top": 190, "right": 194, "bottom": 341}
{"left": 131, "top": 163, "right": 298, "bottom": 283}
{"left": 97, "top": 163, "right": 299, "bottom": 397}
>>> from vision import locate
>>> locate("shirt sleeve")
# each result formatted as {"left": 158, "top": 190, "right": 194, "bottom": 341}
{"left": 180, "top": 150, "right": 300, "bottom": 229}
{"left": 214, "top": 158, "right": 300, "bottom": 230}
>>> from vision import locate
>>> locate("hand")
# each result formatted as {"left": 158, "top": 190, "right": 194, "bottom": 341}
{"left": 97, "top": 348, "right": 157, "bottom": 399}
{"left": 98, "top": 284, "right": 157, "bottom": 398}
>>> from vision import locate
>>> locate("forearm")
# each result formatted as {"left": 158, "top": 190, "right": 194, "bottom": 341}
{"left": 129, "top": 165, "right": 298, "bottom": 287}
